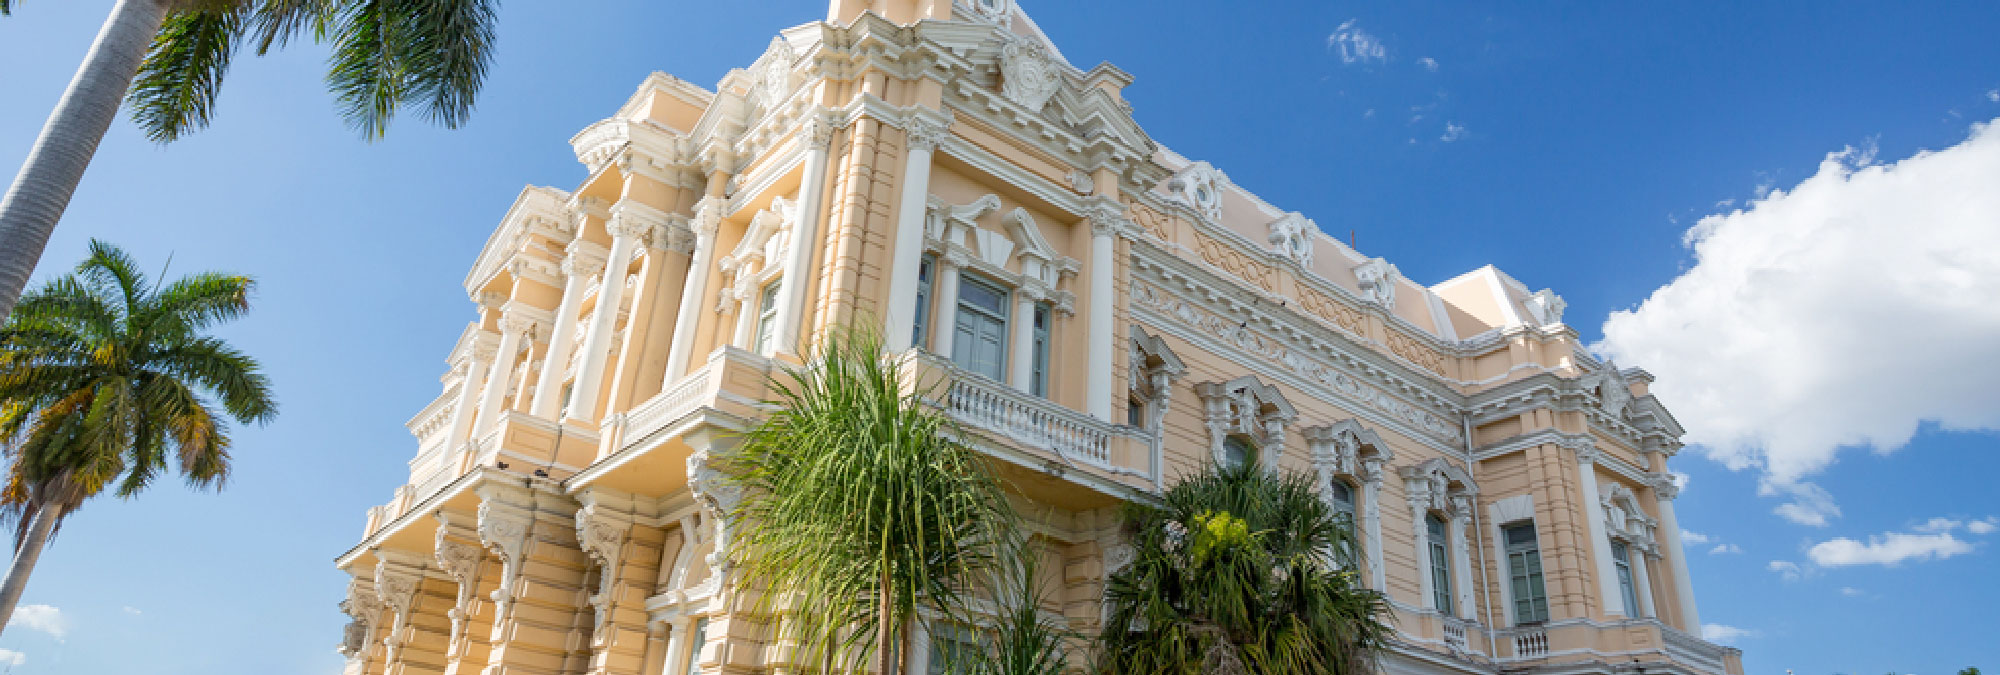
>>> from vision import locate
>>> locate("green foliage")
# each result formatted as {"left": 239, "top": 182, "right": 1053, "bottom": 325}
{"left": 1098, "top": 461, "right": 1390, "bottom": 675}
{"left": 0, "top": 240, "right": 276, "bottom": 542}
{"left": 727, "top": 325, "right": 1012, "bottom": 673}
{"left": 952, "top": 541, "right": 1075, "bottom": 675}
{"left": 101, "top": 0, "right": 500, "bottom": 141}
{"left": 1958, "top": 667, "right": 1979, "bottom": 675}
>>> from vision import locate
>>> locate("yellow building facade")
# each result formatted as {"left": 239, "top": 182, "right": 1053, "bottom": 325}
{"left": 333, "top": 2, "right": 1745, "bottom": 674}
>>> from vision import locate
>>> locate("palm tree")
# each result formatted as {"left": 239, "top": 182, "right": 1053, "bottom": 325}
{"left": 727, "top": 326, "right": 1012, "bottom": 674}
{"left": 0, "top": 239, "right": 276, "bottom": 634}
{"left": 0, "top": 0, "right": 499, "bottom": 322}
{"left": 1098, "top": 461, "right": 1391, "bottom": 675}
{"left": 952, "top": 540, "right": 1074, "bottom": 675}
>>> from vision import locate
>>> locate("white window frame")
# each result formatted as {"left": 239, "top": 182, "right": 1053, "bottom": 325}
{"left": 1505, "top": 521, "right": 1550, "bottom": 624}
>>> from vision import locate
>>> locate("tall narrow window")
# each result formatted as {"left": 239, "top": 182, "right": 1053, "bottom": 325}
{"left": 1613, "top": 540, "right": 1640, "bottom": 617}
{"left": 1029, "top": 303, "right": 1051, "bottom": 397}
{"left": 683, "top": 617, "right": 709, "bottom": 675}
{"left": 1221, "top": 436, "right": 1257, "bottom": 470}
{"left": 1329, "top": 479, "right": 1358, "bottom": 565}
{"left": 1427, "top": 514, "right": 1454, "bottom": 615}
{"left": 1505, "top": 522, "right": 1550, "bottom": 624}
{"left": 951, "top": 276, "right": 1008, "bottom": 381}
{"left": 913, "top": 254, "right": 936, "bottom": 347}
{"left": 1126, "top": 396, "right": 1146, "bottom": 427}
{"left": 754, "top": 281, "right": 781, "bottom": 354}
{"left": 927, "top": 624, "right": 985, "bottom": 675}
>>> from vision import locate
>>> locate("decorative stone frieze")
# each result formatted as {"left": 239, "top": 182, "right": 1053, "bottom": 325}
{"left": 1131, "top": 281, "right": 1460, "bottom": 442}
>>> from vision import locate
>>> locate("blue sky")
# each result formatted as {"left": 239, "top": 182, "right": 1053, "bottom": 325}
{"left": 1, "top": 1, "right": 1997, "bottom": 673}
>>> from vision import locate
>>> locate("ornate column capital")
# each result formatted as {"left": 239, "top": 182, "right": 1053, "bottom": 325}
{"left": 1575, "top": 445, "right": 1601, "bottom": 466}
{"left": 804, "top": 111, "right": 839, "bottom": 150}
{"left": 1648, "top": 471, "right": 1682, "bottom": 500}
{"left": 905, "top": 114, "right": 950, "bottom": 154}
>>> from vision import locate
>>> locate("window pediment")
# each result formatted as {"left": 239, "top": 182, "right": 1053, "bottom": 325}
{"left": 1195, "top": 375, "right": 1296, "bottom": 468}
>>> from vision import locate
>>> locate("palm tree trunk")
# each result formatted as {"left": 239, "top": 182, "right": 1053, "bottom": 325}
{"left": 0, "top": 504, "right": 65, "bottom": 637}
{"left": 0, "top": 0, "right": 171, "bottom": 322}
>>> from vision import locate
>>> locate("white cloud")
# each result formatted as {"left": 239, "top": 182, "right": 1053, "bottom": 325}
{"left": 1914, "top": 517, "right": 1962, "bottom": 532}
{"left": 1968, "top": 517, "right": 1998, "bottom": 535}
{"left": 0, "top": 648, "right": 22, "bottom": 667}
{"left": 1807, "top": 530, "right": 1973, "bottom": 567}
{"left": 1441, "top": 122, "right": 1467, "bottom": 142}
{"left": 1839, "top": 586, "right": 1865, "bottom": 597}
{"left": 1766, "top": 481, "right": 1841, "bottom": 527}
{"left": 1701, "top": 623, "right": 1758, "bottom": 644}
{"left": 1598, "top": 119, "right": 2000, "bottom": 525}
{"left": 1328, "top": 20, "right": 1388, "bottom": 65}
{"left": 1710, "top": 543, "right": 1743, "bottom": 555}
{"left": 1767, "top": 560, "right": 1804, "bottom": 581}
{"left": 7, "top": 604, "right": 66, "bottom": 640}
{"left": 1680, "top": 529, "right": 1712, "bottom": 545}
{"left": 1417, "top": 57, "right": 1439, "bottom": 72}
{"left": 1989, "top": 89, "right": 1999, "bottom": 102}
{"left": 121, "top": 606, "right": 143, "bottom": 616}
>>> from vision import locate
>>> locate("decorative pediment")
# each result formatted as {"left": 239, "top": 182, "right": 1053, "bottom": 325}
{"left": 1166, "top": 161, "right": 1227, "bottom": 223}
{"left": 1399, "top": 458, "right": 1477, "bottom": 516}
{"left": 1301, "top": 419, "right": 1395, "bottom": 480}
{"left": 1267, "top": 212, "right": 1318, "bottom": 268}
{"left": 1002, "top": 208, "right": 1062, "bottom": 286}
{"left": 1129, "top": 325, "right": 1187, "bottom": 401}
{"left": 1601, "top": 483, "right": 1659, "bottom": 554}
{"left": 1353, "top": 257, "right": 1401, "bottom": 309}
{"left": 925, "top": 194, "right": 1003, "bottom": 245}
{"left": 1194, "top": 375, "right": 1297, "bottom": 467}
{"left": 959, "top": 0, "right": 1013, "bottom": 28}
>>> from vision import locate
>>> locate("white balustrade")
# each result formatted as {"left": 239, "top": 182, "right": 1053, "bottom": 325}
{"left": 937, "top": 365, "right": 1117, "bottom": 469}
{"left": 1512, "top": 628, "right": 1548, "bottom": 658}
{"left": 1441, "top": 618, "right": 1469, "bottom": 653}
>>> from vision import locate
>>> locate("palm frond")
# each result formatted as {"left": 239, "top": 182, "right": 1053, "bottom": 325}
{"left": 248, "top": 0, "right": 334, "bottom": 54}
{"left": 129, "top": 5, "right": 249, "bottom": 143}
{"left": 403, "top": 0, "right": 496, "bottom": 128}
{"left": 326, "top": 0, "right": 416, "bottom": 139}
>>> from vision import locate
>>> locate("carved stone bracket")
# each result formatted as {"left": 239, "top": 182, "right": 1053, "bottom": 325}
{"left": 476, "top": 484, "right": 535, "bottom": 617}
{"left": 337, "top": 577, "right": 382, "bottom": 665}
{"left": 575, "top": 507, "right": 634, "bottom": 637}
{"left": 373, "top": 553, "right": 426, "bottom": 664}
{"left": 433, "top": 513, "right": 486, "bottom": 648}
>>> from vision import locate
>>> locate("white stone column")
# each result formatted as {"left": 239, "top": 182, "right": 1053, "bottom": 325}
{"left": 1008, "top": 285, "right": 1045, "bottom": 393}
{"left": 929, "top": 252, "right": 964, "bottom": 358}
{"left": 1575, "top": 447, "right": 1626, "bottom": 617}
{"left": 1632, "top": 549, "right": 1657, "bottom": 618}
{"left": 1083, "top": 210, "right": 1118, "bottom": 421}
{"left": 1654, "top": 478, "right": 1701, "bottom": 628}
{"left": 770, "top": 114, "right": 837, "bottom": 358}
{"left": 472, "top": 311, "right": 532, "bottom": 439}
{"left": 885, "top": 115, "right": 948, "bottom": 352}
{"left": 664, "top": 202, "right": 721, "bottom": 383}
{"left": 567, "top": 207, "right": 651, "bottom": 423}
{"left": 531, "top": 250, "right": 600, "bottom": 420}
{"left": 660, "top": 621, "right": 687, "bottom": 675}
{"left": 445, "top": 332, "right": 498, "bottom": 453}
{"left": 1450, "top": 497, "right": 1476, "bottom": 619}
{"left": 731, "top": 281, "right": 759, "bottom": 349}
{"left": 1362, "top": 459, "right": 1387, "bottom": 591}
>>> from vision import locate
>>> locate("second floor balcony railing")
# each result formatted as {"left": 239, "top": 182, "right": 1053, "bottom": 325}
{"left": 910, "top": 352, "right": 1140, "bottom": 476}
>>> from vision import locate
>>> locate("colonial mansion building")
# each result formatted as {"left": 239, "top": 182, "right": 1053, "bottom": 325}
{"left": 333, "top": 2, "right": 1743, "bottom": 675}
